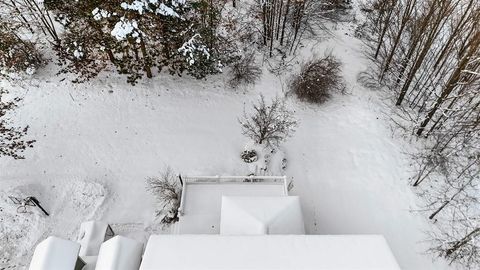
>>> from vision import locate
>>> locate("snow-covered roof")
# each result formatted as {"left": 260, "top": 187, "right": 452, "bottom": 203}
{"left": 220, "top": 196, "right": 305, "bottom": 235}
{"left": 95, "top": 235, "right": 143, "bottom": 270}
{"left": 29, "top": 236, "right": 81, "bottom": 270}
{"left": 78, "top": 220, "right": 109, "bottom": 256}
{"left": 140, "top": 235, "right": 401, "bottom": 270}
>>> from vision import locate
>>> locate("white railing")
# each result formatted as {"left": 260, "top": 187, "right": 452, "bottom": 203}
{"left": 177, "top": 175, "right": 288, "bottom": 216}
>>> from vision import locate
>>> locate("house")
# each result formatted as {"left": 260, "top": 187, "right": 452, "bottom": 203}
{"left": 29, "top": 236, "right": 85, "bottom": 270}
{"left": 138, "top": 175, "right": 401, "bottom": 270}
{"left": 95, "top": 235, "right": 143, "bottom": 270}
{"left": 29, "top": 231, "right": 141, "bottom": 270}
{"left": 140, "top": 234, "right": 401, "bottom": 270}
{"left": 29, "top": 175, "right": 401, "bottom": 270}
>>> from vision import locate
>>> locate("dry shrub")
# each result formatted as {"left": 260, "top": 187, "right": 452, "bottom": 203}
{"left": 239, "top": 94, "right": 297, "bottom": 146}
{"left": 228, "top": 53, "right": 262, "bottom": 88}
{"left": 0, "top": 88, "right": 35, "bottom": 159}
{"left": 0, "top": 27, "right": 42, "bottom": 76}
{"left": 290, "top": 54, "right": 345, "bottom": 104}
{"left": 146, "top": 168, "right": 181, "bottom": 225}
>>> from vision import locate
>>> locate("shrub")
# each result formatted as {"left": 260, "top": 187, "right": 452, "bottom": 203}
{"left": 241, "top": 149, "right": 258, "bottom": 163}
{"left": 0, "top": 27, "right": 42, "bottom": 76}
{"left": 0, "top": 88, "right": 35, "bottom": 159}
{"left": 239, "top": 94, "right": 297, "bottom": 146}
{"left": 322, "top": 0, "right": 353, "bottom": 11}
{"left": 146, "top": 168, "right": 181, "bottom": 225}
{"left": 228, "top": 53, "right": 262, "bottom": 88}
{"left": 55, "top": 25, "right": 109, "bottom": 83}
{"left": 48, "top": 0, "right": 237, "bottom": 84}
{"left": 290, "top": 54, "right": 345, "bottom": 104}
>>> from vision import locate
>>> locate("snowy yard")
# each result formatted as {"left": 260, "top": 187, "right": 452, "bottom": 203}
{"left": 0, "top": 1, "right": 472, "bottom": 270}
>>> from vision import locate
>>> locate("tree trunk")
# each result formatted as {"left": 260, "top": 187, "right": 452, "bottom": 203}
{"left": 280, "top": 0, "right": 290, "bottom": 46}
{"left": 140, "top": 38, "right": 152, "bottom": 78}
{"left": 374, "top": 0, "right": 395, "bottom": 59}
{"left": 262, "top": 4, "right": 268, "bottom": 45}
{"left": 380, "top": 0, "right": 416, "bottom": 81}
{"left": 445, "top": 228, "right": 480, "bottom": 257}
{"left": 417, "top": 32, "right": 479, "bottom": 135}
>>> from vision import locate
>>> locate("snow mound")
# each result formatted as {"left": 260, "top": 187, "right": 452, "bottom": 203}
{"left": 0, "top": 180, "right": 106, "bottom": 270}
{"left": 0, "top": 185, "right": 46, "bottom": 268}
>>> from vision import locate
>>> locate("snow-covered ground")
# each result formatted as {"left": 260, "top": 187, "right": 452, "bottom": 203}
{"left": 0, "top": 7, "right": 456, "bottom": 270}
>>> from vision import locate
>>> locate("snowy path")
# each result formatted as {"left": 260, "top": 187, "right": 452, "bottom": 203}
{"left": 0, "top": 14, "right": 454, "bottom": 270}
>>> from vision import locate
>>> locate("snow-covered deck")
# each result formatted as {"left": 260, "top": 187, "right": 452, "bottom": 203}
{"left": 140, "top": 234, "right": 401, "bottom": 270}
{"left": 175, "top": 176, "right": 288, "bottom": 234}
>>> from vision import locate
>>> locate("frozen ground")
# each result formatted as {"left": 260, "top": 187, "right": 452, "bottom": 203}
{"left": 0, "top": 6, "right": 455, "bottom": 270}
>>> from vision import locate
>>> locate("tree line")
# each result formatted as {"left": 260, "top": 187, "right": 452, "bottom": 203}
{"left": 1, "top": 0, "right": 238, "bottom": 84}
{"left": 363, "top": 0, "right": 479, "bottom": 267}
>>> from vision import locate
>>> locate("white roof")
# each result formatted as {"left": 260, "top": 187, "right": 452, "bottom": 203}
{"left": 177, "top": 182, "right": 286, "bottom": 234}
{"left": 95, "top": 235, "right": 143, "bottom": 270}
{"left": 78, "top": 220, "right": 109, "bottom": 256}
{"left": 140, "top": 235, "right": 401, "bottom": 270}
{"left": 29, "top": 236, "right": 81, "bottom": 270}
{"left": 220, "top": 196, "right": 305, "bottom": 235}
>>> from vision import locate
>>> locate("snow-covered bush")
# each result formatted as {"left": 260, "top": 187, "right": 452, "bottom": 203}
{"left": 55, "top": 24, "right": 113, "bottom": 83}
{"left": 48, "top": 0, "right": 236, "bottom": 84}
{"left": 239, "top": 95, "right": 297, "bottom": 146}
{"left": 176, "top": 33, "right": 223, "bottom": 79}
{"left": 0, "top": 88, "right": 35, "bottom": 159}
{"left": 146, "top": 168, "right": 181, "bottom": 225}
{"left": 290, "top": 54, "right": 345, "bottom": 104}
{"left": 0, "top": 27, "right": 42, "bottom": 77}
{"left": 228, "top": 53, "right": 262, "bottom": 88}
{"left": 241, "top": 149, "right": 258, "bottom": 163}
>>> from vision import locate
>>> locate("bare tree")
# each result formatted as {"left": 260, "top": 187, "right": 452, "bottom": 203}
{"left": 428, "top": 219, "right": 480, "bottom": 268}
{"left": 363, "top": 1, "right": 480, "bottom": 268}
{"left": 258, "top": 0, "right": 326, "bottom": 57}
{"left": 0, "top": 0, "right": 59, "bottom": 44}
{"left": 146, "top": 168, "right": 181, "bottom": 225}
{"left": 239, "top": 94, "right": 297, "bottom": 146}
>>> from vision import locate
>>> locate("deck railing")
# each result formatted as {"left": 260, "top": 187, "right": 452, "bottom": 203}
{"left": 177, "top": 175, "right": 288, "bottom": 216}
